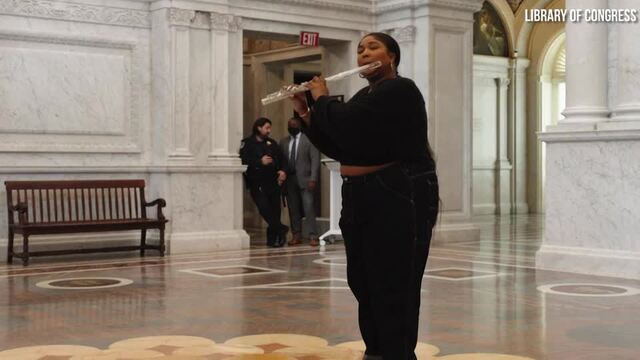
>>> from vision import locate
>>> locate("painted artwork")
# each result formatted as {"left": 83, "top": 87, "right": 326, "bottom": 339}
{"left": 474, "top": 2, "right": 508, "bottom": 57}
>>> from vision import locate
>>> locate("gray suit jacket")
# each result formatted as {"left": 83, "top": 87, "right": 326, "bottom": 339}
{"left": 280, "top": 133, "right": 320, "bottom": 188}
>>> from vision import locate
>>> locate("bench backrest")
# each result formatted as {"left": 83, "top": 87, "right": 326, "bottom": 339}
{"left": 5, "top": 180, "right": 148, "bottom": 225}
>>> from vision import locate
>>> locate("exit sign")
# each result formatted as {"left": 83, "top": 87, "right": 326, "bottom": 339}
{"left": 300, "top": 31, "right": 320, "bottom": 47}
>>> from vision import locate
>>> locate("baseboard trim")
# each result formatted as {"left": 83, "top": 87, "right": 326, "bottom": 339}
{"left": 536, "top": 244, "right": 640, "bottom": 279}
{"left": 168, "top": 230, "right": 250, "bottom": 254}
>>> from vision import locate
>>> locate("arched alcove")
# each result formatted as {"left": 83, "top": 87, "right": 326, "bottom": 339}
{"left": 538, "top": 34, "right": 566, "bottom": 210}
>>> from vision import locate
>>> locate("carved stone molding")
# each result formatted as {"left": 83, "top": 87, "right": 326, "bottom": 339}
{"left": 0, "top": 0, "right": 151, "bottom": 28}
{"left": 391, "top": 26, "right": 416, "bottom": 44}
{"left": 168, "top": 8, "right": 195, "bottom": 27}
{"left": 210, "top": 12, "right": 241, "bottom": 33}
{"left": 376, "top": 0, "right": 483, "bottom": 14}
{"left": 495, "top": 77, "right": 511, "bottom": 87}
{"left": 191, "top": 11, "right": 211, "bottom": 30}
{"left": 474, "top": 77, "right": 500, "bottom": 87}
{"left": 257, "top": 0, "right": 370, "bottom": 13}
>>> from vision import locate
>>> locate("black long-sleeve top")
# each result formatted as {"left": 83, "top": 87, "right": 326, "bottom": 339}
{"left": 303, "top": 77, "right": 433, "bottom": 167}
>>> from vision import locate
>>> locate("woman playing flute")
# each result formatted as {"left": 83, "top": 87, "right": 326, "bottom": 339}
{"left": 289, "top": 32, "right": 439, "bottom": 360}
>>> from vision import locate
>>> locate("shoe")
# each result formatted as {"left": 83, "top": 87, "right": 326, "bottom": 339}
{"left": 288, "top": 232, "right": 302, "bottom": 246}
{"left": 309, "top": 238, "right": 320, "bottom": 247}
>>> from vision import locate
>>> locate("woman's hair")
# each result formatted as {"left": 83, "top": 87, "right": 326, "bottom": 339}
{"left": 252, "top": 117, "right": 272, "bottom": 135}
{"left": 361, "top": 32, "right": 401, "bottom": 73}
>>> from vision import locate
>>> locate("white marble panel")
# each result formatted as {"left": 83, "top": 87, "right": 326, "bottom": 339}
{"left": 544, "top": 140, "right": 640, "bottom": 252}
{"left": 167, "top": 173, "right": 238, "bottom": 233}
{"left": 165, "top": 172, "right": 249, "bottom": 252}
{"left": 433, "top": 26, "right": 467, "bottom": 214}
{"left": 472, "top": 169, "right": 496, "bottom": 215}
{"left": 0, "top": 36, "right": 129, "bottom": 135}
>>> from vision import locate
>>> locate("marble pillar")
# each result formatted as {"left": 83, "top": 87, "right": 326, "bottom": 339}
{"left": 538, "top": 0, "right": 640, "bottom": 279}
{"left": 605, "top": 0, "right": 640, "bottom": 129}
{"left": 148, "top": 5, "right": 249, "bottom": 253}
{"left": 554, "top": 0, "right": 609, "bottom": 130}
{"left": 379, "top": 0, "right": 484, "bottom": 242}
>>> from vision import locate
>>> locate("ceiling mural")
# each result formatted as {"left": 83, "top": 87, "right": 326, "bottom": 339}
{"left": 507, "top": 0, "right": 525, "bottom": 12}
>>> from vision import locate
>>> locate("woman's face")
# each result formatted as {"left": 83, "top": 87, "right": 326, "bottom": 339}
{"left": 357, "top": 35, "right": 396, "bottom": 79}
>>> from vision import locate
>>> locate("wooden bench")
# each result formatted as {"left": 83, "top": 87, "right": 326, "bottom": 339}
{"left": 5, "top": 179, "right": 168, "bottom": 266}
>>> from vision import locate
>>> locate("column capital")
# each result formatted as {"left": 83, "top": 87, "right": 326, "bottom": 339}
{"left": 391, "top": 26, "right": 416, "bottom": 44}
{"left": 210, "top": 12, "right": 241, "bottom": 33}
{"left": 168, "top": 8, "right": 195, "bottom": 27}
{"left": 495, "top": 77, "right": 511, "bottom": 87}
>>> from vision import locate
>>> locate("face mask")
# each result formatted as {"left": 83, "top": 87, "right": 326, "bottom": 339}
{"left": 288, "top": 127, "right": 300, "bottom": 136}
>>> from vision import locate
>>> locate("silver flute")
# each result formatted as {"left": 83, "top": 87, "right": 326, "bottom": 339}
{"left": 260, "top": 61, "right": 382, "bottom": 105}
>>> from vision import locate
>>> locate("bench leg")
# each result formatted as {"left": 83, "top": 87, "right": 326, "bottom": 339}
{"left": 140, "top": 229, "right": 147, "bottom": 257}
{"left": 159, "top": 227, "right": 165, "bottom": 257}
{"left": 22, "top": 234, "right": 29, "bottom": 266}
{"left": 7, "top": 229, "right": 14, "bottom": 264}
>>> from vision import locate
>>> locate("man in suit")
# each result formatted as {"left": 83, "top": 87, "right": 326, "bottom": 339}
{"left": 281, "top": 117, "right": 321, "bottom": 246}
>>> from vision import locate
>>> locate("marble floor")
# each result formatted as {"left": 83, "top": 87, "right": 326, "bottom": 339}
{"left": 0, "top": 215, "right": 639, "bottom": 359}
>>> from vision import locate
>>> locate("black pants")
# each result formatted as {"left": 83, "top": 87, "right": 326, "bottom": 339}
{"left": 249, "top": 185, "right": 284, "bottom": 245}
{"left": 340, "top": 164, "right": 416, "bottom": 359}
{"left": 406, "top": 167, "right": 439, "bottom": 356}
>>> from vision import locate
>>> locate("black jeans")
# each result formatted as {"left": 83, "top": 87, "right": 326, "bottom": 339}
{"left": 406, "top": 165, "right": 439, "bottom": 356}
{"left": 249, "top": 185, "right": 284, "bottom": 245}
{"left": 340, "top": 164, "right": 416, "bottom": 359}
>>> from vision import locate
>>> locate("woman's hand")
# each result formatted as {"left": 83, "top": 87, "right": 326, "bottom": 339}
{"left": 307, "top": 76, "right": 329, "bottom": 100}
{"left": 289, "top": 90, "right": 308, "bottom": 116}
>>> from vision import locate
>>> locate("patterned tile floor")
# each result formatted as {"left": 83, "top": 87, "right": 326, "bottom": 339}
{"left": 0, "top": 215, "right": 639, "bottom": 359}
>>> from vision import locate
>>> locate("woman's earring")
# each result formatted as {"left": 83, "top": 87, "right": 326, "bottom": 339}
{"left": 359, "top": 73, "right": 366, "bottom": 78}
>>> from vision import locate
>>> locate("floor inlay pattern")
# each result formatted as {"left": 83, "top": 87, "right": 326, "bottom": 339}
{"left": 537, "top": 283, "right": 640, "bottom": 297}
{"left": 35, "top": 277, "right": 133, "bottom": 290}
{"left": 0, "top": 334, "right": 535, "bottom": 359}
{"left": 227, "top": 278, "right": 350, "bottom": 290}
{"left": 1, "top": 215, "right": 639, "bottom": 359}
{"left": 423, "top": 267, "right": 500, "bottom": 281}
{"left": 179, "top": 266, "right": 285, "bottom": 279}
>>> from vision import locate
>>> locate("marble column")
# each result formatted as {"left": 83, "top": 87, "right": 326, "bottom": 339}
{"left": 607, "top": 0, "right": 640, "bottom": 128}
{"left": 168, "top": 8, "right": 195, "bottom": 162}
{"left": 512, "top": 58, "right": 530, "bottom": 213}
{"left": 208, "top": 12, "right": 243, "bottom": 165}
{"left": 410, "top": 0, "right": 483, "bottom": 242}
{"left": 555, "top": 0, "right": 609, "bottom": 130}
{"left": 150, "top": 6, "right": 248, "bottom": 254}
{"left": 496, "top": 77, "right": 511, "bottom": 215}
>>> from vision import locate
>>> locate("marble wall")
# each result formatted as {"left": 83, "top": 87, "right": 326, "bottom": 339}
{"left": 538, "top": 0, "right": 640, "bottom": 279}
{"left": 473, "top": 56, "right": 510, "bottom": 215}
{"left": 1, "top": 0, "right": 486, "bottom": 255}
{"left": 538, "top": 137, "right": 640, "bottom": 279}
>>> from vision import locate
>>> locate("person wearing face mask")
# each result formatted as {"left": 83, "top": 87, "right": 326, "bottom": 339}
{"left": 289, "top": 33, "right": 439, "bottom": 360}
{"left": 240, "top": 117, "right": 289, "bottom": 248}
{"left": 280, "top": 116, "right": 321, "bottom": 247}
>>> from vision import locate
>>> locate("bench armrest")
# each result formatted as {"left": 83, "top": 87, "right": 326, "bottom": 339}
{"left": 8, "top": 202, "right": 28, "bottom": 224}
{"left": 144, "top": 198, "right": 166, "bottom": 220}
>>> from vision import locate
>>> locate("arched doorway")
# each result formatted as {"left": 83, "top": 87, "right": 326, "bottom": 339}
{"left": 537, "top": 34, "right": 565, "bottom": 210}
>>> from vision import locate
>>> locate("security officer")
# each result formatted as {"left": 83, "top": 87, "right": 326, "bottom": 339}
{"left": 240, "top": 117, "right": 288, "bottom": 247}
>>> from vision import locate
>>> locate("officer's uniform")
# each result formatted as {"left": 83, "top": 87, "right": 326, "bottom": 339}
{"left": 240, "top": 135, "right": 287, "bottom": 246}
